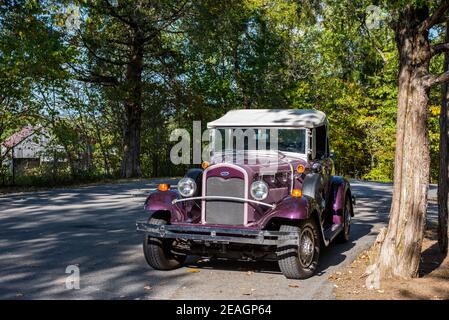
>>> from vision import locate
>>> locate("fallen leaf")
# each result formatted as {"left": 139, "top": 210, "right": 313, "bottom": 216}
{"left": 288, "top": 284, "right": 299, "bottom": 288}
{"left": 377, "top": 290, "right": 385, "bottom": 293}
{"left": 186, "top": 268, "right": 200, "bottom": 273}
{"left": 143, "top": 285, "right": 152, "bottom": 290}
{"left": 240, "top": 288, "right": 255, "bottom": 295}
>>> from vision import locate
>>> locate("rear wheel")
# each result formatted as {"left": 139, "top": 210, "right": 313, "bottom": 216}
{"left": 143, "top": 217, "right": 186, "bottom": 270}
{"left": 336, "top": 196, "right": 351, "bottom": 243}
{"left": 277, "top": 219, "right": 320, "bottom": 279}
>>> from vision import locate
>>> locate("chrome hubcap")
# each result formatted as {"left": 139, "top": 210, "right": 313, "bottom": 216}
{"left": 299, "top": 228, "right": 315, "bottom": 267}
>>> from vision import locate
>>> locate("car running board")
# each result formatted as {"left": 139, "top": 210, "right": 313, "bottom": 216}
{"left": 323, "top": 224, "right": 344, "bottom": 244}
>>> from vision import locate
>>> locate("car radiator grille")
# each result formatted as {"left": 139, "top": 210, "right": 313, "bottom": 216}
{"left": 205, "top": 177, "right": 245, "bottom": 225}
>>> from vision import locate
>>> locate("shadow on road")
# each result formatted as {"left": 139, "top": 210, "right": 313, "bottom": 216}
{"left": 0, "top": 180, "right": 190, "bottom": 299}
{"left": 3, "top": 179, "right": 440, "bottom": 299}
{"left": 184, "top": 217, "right": 383, "bottom": 277}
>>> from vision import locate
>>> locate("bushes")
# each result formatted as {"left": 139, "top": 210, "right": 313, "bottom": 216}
{"left": 0, "top": 161, "right": 111, "bottom": 188}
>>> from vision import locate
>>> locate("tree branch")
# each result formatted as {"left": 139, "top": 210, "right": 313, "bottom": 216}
{"left": 431, "top": 42, "right": 449, "bottom": 56}
{"left": 65, "top": 60, "right": 119, "bottom": 86}
{"left": 142, "top": 1, "right": 189, "bottom": 42}
{"left": 99, "top": 0, "right": 137, "bottom": 28}
{"left": 423, "top": 70, "right": 449, "bottom": 87}
{"left": 79, "top": 32, "right": 129, "bottom": 66}
{"left": 420, "top": 1, "right": 449, "bottom": 32}
{"left": 362, "top": 21, "right": 388, "bottom": 63}
{"left": 77, "top": 74, "right": 119, "bottom": 86}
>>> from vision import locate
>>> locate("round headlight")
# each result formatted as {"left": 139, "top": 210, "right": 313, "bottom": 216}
{"left": 177, "top": 177, "right": 197, "bottom": 197}
{"left": 250, "top": 180, "right": 268, "bottom": 201}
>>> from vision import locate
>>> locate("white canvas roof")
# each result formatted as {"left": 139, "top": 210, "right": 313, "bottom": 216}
{"left": 207, "top": 109, "right": 327, "bottom": 129}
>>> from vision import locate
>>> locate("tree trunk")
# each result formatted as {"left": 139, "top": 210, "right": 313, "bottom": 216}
{"left": 120, "top": 39, "right": 143, "bottom": 178}
{"left": 438, "top": 22, "right": 449, "bottom": 254}
{"left": 367, "top": 7, "right": 431, "bottom": 285}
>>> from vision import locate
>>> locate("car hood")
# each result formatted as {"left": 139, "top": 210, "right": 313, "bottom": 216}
{"left": 209, "top": 151, "right": 308, "bottom": 177}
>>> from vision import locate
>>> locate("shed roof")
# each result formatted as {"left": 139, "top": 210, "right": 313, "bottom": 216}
{"left": 1, "top": 125, "right": 38, "bottom": 149}
{"left": 207, "top": 109, "right": 327, "bottom": 129}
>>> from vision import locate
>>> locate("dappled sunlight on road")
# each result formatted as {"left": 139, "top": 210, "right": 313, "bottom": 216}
{"left": 0, "top": 179, "right": 439, "bottom": 300}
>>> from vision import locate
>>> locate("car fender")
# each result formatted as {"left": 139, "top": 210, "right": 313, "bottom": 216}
{"left": 144, "top": 190, "right": 186, "bottom": 222}
{"left": 330, "top": 176, "right": 354, "bottom": 216}
{"left": 302, "top": 173, "right": 322, "bottom": 200}
{"left": 258, "top": 195, "right": 320, "bottom": 228}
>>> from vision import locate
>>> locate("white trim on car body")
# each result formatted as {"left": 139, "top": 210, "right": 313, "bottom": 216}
{"left": 172, "top": 196, "right": 276, "bottom": 209}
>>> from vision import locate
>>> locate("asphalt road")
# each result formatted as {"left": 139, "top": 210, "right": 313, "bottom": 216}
{"left": 0, "top": 180, "right": 438, "bottom": 300}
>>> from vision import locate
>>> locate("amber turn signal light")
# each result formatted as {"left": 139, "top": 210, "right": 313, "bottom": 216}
{"left": 201, "top": 161, "right": 209, "bottom": 169}
{"left": 158, "top": 183, "right": 169, "bottom": 192}
{"left": 296, "top": 164, "right": 305, "bottom": 174}
{"left": 292, "top": 189, "right": 302, "bottom": 198}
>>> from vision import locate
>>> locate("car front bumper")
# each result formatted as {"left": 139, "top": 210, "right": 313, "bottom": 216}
{"left": 136, "top": 220, "right": 300, "bottom": 246}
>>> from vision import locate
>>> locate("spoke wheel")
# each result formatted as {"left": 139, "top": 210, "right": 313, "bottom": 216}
{"left": 277, "top": 219, "right": 321, "bottom": 279}
{"left": 299, "top": 228, "right": 315, "bottom": 268}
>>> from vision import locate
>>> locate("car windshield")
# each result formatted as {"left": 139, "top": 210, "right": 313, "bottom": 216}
{"left": 213, "top": 128, "right": 306, "bottom": 154}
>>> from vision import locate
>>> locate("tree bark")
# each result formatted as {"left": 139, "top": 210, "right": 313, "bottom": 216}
{"left": 367, "top": 6, "right": 432, "bottom": 285}
{"left": 438, "top": 22, "right": 449, "bottom": 254}
{"left": 120, "top": 37, "right": 144, "bottom": 178}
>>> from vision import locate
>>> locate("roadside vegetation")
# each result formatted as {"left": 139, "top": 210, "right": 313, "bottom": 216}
{"left": 1, "top": 0, "right": 441, "bottom": 187}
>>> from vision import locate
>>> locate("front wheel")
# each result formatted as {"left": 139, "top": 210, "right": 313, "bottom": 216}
{"left": 277, "top": 219, "right": 320, "bottom": 279}
{"left": 143, "top": 217, "right": 186, "bottom": 270}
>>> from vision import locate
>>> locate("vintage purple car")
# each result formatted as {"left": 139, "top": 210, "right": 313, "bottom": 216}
{"left": 137, "top": 109, "right": 355, "bottom": 279}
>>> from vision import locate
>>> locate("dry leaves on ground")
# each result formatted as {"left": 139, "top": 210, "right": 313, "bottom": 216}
{"left": 186, "top": 268, "right": 201, "bottom": 273}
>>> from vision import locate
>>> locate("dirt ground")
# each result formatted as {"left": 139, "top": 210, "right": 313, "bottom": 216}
{"left": 331, "top": 225, "right": 449, "bottom": 300}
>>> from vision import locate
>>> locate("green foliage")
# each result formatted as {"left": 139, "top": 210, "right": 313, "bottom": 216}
{"left": 1, "top": 0, "right": 446, "bottom": 186}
